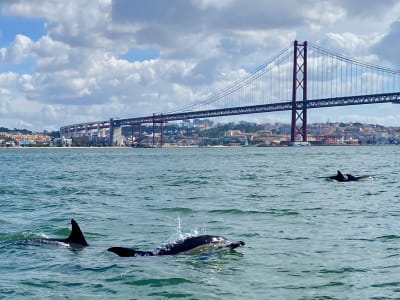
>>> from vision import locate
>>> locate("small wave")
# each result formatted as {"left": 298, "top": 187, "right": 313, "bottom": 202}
{"left": 239, "top": 174, "right": 258, "bottom": 180}
{"left": 240, "top": 233, "right": 260, "bottom": 238}
{"left": 247, "top": 193, "right": 266, "bottom": 199}
{"left": 319, "top": 267, "right": 368, "bottom": 274}
{"left": 124, "top": 277, "right": 193, "bottom": 287}
{"left": 279, "top": 237, "right": 309, "bottom": 241}
{"left": 303, "top": 207, "right": 323, "bottom": 211}
{"left": 0, "top": 231, "right": 38, "bottom": 242}
{"left": 375, "top": 235, "right": 400, "bottom": 241}
{"left": 21, "top": 279, "right": 60, "bottom": 289}
{"left": 371, "top": 281, "right": 400, "bottom": 288}
{"left": 363, "top": 191, "right": 387, "bottom": 196}
{"left": 166, "top": 179, "right": 209, "bottom": 186}
{"left": 0, "top": 188, "right": 18, "bottom": 196}
{"left": 310, "top": 281, "right": 347, "bottom": 289}
{"left": 209, "top": 208, "right": 299, "bottom": 216}
{"left": 278, "top": 281, "right": 346, "bottom": 290}
{"left": 153, "top": 207, "right": 194, "bottom": 214}
{"left": 0, "top": 188, "right": 38, "bottom": 196}
{"left": 148, "top": 291, "right": 194, "bottom": 298}
{"left": 209, "top": 209, "right": 250, "bottom": 215}
{"left": 79, "top": 265, "right": 121, "bottom": 273}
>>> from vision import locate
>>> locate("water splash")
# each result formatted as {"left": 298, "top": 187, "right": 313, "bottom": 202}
{"left": 166, "top": 216, "right": 203, "bottom": 245}
{"left": 176, "top": 215, "right": 182, "bottom": 236}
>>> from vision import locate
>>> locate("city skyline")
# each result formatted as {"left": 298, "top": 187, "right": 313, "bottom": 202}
{"left": 1, "top": 0, "right": 400, "bottom": 131}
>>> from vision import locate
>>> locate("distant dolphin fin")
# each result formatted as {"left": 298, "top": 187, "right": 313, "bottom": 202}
{"left": 107, "top": 247, "right": 154, "bottom": 257}
{"left": 337, "top": 170, "right": 346, "bottom": 181}
{"left": 64, "top": 219, "right": 88, "bottom": 247}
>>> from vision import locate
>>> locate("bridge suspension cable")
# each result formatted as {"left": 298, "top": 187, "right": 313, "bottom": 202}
{"left": 165, "top": 42, "right": 400, "bottom": 116}
{"left": 166, "top": 44, "right": 294, "bottom": 114}
{"left": 307, "top": 42, "right": 400, "bottom": 100}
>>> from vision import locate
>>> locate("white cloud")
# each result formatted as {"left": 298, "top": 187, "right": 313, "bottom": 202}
{"left": 194, "top": 0, "right": 234, "bottom": 10}
{"left": 2, "top": 34, "right": 33, "bottom": 63}
{"left": 304, "top": 1, "right": 346, "bottom": 26}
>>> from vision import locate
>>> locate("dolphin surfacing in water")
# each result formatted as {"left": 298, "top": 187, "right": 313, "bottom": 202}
{"left": 108, "top": 235, "right": 245, "bottom": 257}
{"left": 329, "top": 170, "right": 373, "bottom": 182}
{"left": 40, "top": 219, "right": 89, "bottom": 249}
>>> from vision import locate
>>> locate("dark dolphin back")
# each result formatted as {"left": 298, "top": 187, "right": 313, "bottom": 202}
{"left": 107, "top": 247, "right": 154, "bottom": 257}
{"left": 157, "top": 235, "right": 213, "bottom": 255}
{"left": 346, "top": 174, "right": 357, "bottom": 181}
{"left": 157, "top": 235, "right": 245, "bottom": 255}
{"left": 107, "top": 234, "right": 245, "bottom": 257}
{"left": 64, "top": 219, "right": 88, "bottom": 247}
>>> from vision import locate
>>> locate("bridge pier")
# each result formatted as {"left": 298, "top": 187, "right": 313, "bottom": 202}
{"left": 109, "top": 118, "right": 124, "bottom": 146}
{"left": 109, "top": 118, "right": 114, "bottom": 146}
{"left": 152, "top": 113, "right": 164, "bottom": 147}
{"left": 152, "top": 114, "right": 155, "bottom": 147}
{"left": 160, "top": 117, "right": 164, "bottom": 147}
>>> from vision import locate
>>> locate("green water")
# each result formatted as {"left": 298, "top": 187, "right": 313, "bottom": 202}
{"left": 1, "top": 146, "right": 400, "bottom": 299}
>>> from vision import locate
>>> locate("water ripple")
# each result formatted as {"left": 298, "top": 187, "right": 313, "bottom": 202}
{"left": 2, "top": 147, "right": 400, "bottom": 299}
{"left": 123, "top": 277, "right": 193, "bottom": 287}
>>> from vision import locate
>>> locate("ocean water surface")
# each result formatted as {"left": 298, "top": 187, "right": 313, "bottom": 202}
{"left": 1, "top": 146, "right": 400, "bottom": 299}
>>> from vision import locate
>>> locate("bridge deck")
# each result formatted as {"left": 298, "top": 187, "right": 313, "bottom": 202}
{"left": 112, "top": 92, "right": 400, "bottom": 126}
{"left": 60, "top": 92, "right": 400, "bottom": 135}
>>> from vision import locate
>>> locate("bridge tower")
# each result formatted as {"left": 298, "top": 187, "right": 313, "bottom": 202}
{"left": 291, "top": 40, "right": 308, "bottom": 143}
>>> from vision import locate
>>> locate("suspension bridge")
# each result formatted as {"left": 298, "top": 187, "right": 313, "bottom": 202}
{"left": 59, "top": 40, "right": 400, "bottom": 145}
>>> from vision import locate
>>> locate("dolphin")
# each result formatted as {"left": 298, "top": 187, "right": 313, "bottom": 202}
{"left": 329, "top": 170, "right": 373, "bottom": 182}
{"left": 108, "top": 234, "right": 245, "bottom": 257}
{"left": 40, "top": 219, "right": 89, "bottom": 248}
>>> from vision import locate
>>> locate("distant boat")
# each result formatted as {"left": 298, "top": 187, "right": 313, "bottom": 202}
{"left": 5, "top": 141, "right": 15, "bottom": 147}
{"left": 131, "top": 143, "right": 152, "bottom": 148}
{"left": 288, "top": 141, "right": 311, "bottom": 147}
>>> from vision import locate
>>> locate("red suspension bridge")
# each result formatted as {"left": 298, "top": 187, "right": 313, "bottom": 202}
{"left": 60, "top": 40, "right": 400, "bottom": 145}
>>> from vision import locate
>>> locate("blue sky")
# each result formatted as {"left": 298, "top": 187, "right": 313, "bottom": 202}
{"left": 0, "top": 14, "right": 44, "bottom": 73}
{"left": 1, "top": 0, "right": 400, "bottom": 131}
{"left": 119, "top": 48, "right": 160, "bottom": 62}
{"left": 0, "top": 15, "right": 45, "bottom": 45}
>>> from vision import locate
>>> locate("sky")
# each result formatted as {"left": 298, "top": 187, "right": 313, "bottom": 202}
{"left": 1, "top": 0, "right": 400, "bottom": 131}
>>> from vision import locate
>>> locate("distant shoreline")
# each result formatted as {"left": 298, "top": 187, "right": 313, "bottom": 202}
{"left": 1, "top": 144, "right": 398, "bottom": 150}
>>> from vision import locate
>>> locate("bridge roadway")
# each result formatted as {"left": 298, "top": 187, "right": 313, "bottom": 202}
{"left": 112, "top": 92, "right": 400, "bottom": 127}
{"left": 59, "top": 92, "right": 400, "bottom": 136}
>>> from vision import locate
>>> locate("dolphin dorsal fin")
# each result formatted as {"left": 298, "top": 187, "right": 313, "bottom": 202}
{"left": 65, "top": 219, "right": 88, "bottom": 247}
{"left": 337, "top": 170, "right": 345, "bottom": 179}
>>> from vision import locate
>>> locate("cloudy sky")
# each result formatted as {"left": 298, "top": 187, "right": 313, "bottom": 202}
{"left": 1, "top": 0, "right": 400, "bottom": 131}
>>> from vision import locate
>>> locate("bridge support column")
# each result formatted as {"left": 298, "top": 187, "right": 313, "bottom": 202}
{"left": 151, "top": 113, "right": 164, "bottom": 148}
{"left": 131, "top": 126, "right": 134, "bottom": 146}
{"left": 112, "top": 126, "right": 123, "bottom": 146}
{"left": 109, "top": 118, "right": 123, "bottom": 146}
{"left": 152, "top": 114, "right": 155, "bottom": 147}
{"left": 160, "top": 114, "right": 164, "bottom": 148}
{"left": 291, "top": 40, "right": 308, "bottom": 143}
{"left": 160, "top": 123, "right": 164, "bottom": 147}
{"left": 109, "top": 118, "right": 114, "bottom": 146}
